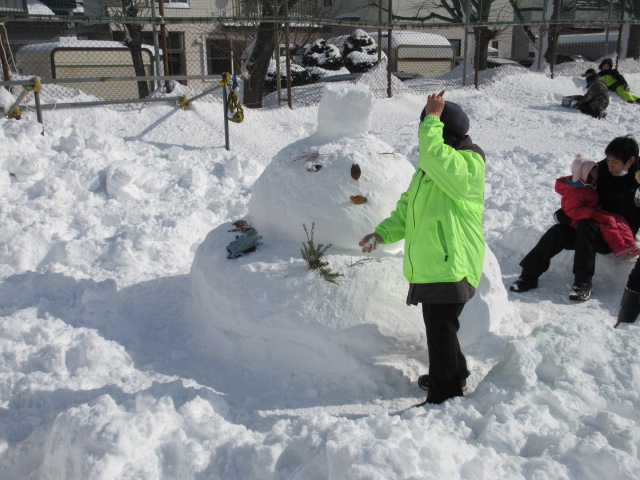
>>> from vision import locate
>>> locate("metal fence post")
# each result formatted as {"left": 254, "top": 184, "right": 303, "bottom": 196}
{"left": 387, "top": 0, "right": 392, "bottom": 98}
{"left": 33, "top": 88, "right": 43, "bottom": 135}
{"left": 149, "top": 0, "right": 162, "bottom": 85}
{"left": 222, "top": 75, "right": 230, "bottom": 151}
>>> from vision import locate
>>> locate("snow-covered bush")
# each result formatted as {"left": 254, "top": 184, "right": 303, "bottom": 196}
{"left": 264, "top": 57, "right": 316, "bottom": 92}
{"left": 302, "top": 39, "right": 344, "bottom": 70}
{"left": 342, "top": 29, "right": 379, "bottom": 73}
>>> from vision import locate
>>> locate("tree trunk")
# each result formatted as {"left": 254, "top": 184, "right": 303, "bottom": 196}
{"left": 544, "top": 23, "right": 559, "bottom": 78}
{"left": 243, "top": 20, "right": 277, "bottom": 108}
{"left": 474, "top": 27, "right": 492, "bottom": 71}
{"left": 628, "top": 25, "right": 640, "bottom": 59}
{"left": 124, "top": 24, "right": 150, "bottom": 99}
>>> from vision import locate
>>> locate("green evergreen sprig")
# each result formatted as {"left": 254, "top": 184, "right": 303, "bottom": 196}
{"left": 300, "top": 223, "right": 343, "bottom": 285}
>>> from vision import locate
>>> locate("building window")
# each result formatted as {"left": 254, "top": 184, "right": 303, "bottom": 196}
{"left": 206, "top": 39, "right": 233, "bottom": 76}
{"left": 165, "top": 32, "right": 185, "bottom": 78}
{"left": 206, "top": 38, "right": 246, "bottom": 76}
{"left": 142, "top": 31, "right": 185, "bottom": 81}
{"left": 448, "top": 39, "right": 461, "bottom": 57}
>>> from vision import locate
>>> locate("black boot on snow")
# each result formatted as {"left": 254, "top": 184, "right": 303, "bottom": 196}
{"left": 417, "top": 374, "right": 467, "bottom": 392}
{"left": 614, "top": 288, "right": 640, "bottom": 328}
{"left": 569, "top": 283, "right": 592, "bottom": 302}
{"left": 509, "top": 275, "right": 538, "bottom": 293}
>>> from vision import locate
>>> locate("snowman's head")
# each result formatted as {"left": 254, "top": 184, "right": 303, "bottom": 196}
{"left": 316, "top": 84, "right": 374, "bottom": 139}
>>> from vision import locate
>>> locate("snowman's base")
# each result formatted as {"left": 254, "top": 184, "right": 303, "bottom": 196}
{"left": 185, "top": 223, "right": 510, "bottom": 393}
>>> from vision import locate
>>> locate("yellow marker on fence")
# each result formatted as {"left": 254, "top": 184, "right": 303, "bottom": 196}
{"left": 22, "top": 76, "right": 42, "bottom": 93}
{"left": 227, "top": 91, "right": 244, "bottom": 123}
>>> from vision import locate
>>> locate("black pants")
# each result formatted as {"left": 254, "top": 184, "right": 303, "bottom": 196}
{"left": 520, "top": 220, "right": 611, "bottom": 286}
{"left": 627, "top": 258, "right": 640, "bottom": 291}
{"left": 577, "top": 103, "right": 604, "bottom": 119}
{"left": 422, "top": 302, "right": 468, "bottom": 404}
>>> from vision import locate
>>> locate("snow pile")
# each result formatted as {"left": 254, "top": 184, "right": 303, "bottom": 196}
{"left": 2, "top": 66, "right": 640, "bottom": 478}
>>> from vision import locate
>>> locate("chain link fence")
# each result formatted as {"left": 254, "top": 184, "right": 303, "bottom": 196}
{"left": 2, "top": 1, "right": 640, "bottom": 109}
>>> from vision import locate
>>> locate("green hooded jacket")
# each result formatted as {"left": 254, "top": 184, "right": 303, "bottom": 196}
{"left": 374, "top": 114, "right": 486, "bottom": 287}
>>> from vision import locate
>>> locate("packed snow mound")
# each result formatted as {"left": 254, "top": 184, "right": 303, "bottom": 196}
{"left": 248, "top": 84, "right": 415, "bottom": 252}
{"left": 316, "top": 83, "right": 375, "bottom": 137}
{"left": 185, "top": 221, "right": 510, "bottom": 389}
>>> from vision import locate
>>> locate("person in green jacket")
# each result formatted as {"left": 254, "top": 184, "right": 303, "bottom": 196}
{"left": 598, "top": 58, "right": 640, "bottom": 104}
{"left": 359, "top": 91, "right": 486, "bottom": 404}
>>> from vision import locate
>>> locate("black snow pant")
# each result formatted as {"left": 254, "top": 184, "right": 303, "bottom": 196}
{"left": 577, "top": 103, "right": 605, "bottom": 119}
{"left": 422, "top": 302, "right": 468, "bottom": 404}
{"left": 519, "top": 220, "right": 611, "bottom": 286}
{"left": 626, "top": 257, "right": 640, "bottom": 291}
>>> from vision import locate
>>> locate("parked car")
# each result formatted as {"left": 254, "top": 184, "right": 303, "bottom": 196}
{"left": 556, "top": 53, "right": 591, "bottom": 64}
{"left": 486, "top": 58, "right": 524, "bottom": 69}
{"left": 517, "top": 53, "right": 590, "bottom": 67}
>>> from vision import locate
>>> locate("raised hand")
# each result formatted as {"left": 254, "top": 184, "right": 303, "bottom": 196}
{"left": 425, "top": 90, "right": 446, "bottom": 118}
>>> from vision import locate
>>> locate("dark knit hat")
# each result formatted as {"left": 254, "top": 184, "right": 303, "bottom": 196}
{"left": 599, "top": 58, "right": 613, "bottom": 70}
{"left": 419, "top": 101, "right": 469, "bottom": 137}
{"left": 582, "top": 68, "right": 596, "bottom": 77}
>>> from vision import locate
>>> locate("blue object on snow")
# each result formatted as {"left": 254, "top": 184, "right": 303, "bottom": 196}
{"left": 226, "top": 229, "right": 263, "bottom": 258}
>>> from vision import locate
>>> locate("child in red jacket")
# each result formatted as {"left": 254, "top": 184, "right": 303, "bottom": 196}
{"left": 556, "top": 155, "right": 640, "bottom": 258}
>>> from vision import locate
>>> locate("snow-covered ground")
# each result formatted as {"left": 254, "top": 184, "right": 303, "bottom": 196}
{"left": 1, "top": 62, "right": 640, "bottom": 479}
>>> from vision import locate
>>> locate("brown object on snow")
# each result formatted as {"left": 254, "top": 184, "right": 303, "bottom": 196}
{"left": 351, "top": 163, "right": 361, "bottom": 180}
{"left": 350, "top": 195, "right": 367, "bottom": 205}
{"left": 228, "top": 220, "right": 254, "bottom": 232}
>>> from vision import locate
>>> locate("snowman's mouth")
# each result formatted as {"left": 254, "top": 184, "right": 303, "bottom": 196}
{"left": 350, "top": 195, "right": 367, "bottom": 205}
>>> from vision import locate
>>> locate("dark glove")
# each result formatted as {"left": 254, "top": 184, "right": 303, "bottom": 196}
{"left": 553, "top": 208, "right": 571, "bottom": 225}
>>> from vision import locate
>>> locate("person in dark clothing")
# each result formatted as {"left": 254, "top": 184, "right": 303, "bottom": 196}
{"left": 572, "top": 68, "right": 609, "bottom": 119}
{"left": 598, "top": 58, "right": 640, "bottom": 104}
{"left": 615, "top": 168, "right": 640, "bottom": 327}
{"left": 557, "top": 155, "right": 640, "bottom": 258}
{"left": 510, "top": 136, "right": 640, "bottom": 302}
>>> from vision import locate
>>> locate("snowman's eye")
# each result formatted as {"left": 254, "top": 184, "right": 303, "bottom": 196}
{"left": 351, "top": 164, "right": 361, "bottom": 180}
{"left": 307, "top": 164, "right": 323, "bottom": 172}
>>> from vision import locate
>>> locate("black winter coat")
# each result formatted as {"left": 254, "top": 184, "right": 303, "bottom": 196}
{"left": 596, "top": 159, "right": 640, "bottom": 235}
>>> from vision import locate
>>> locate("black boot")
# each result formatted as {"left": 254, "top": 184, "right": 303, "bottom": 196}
{"left": 614, "top": 288, "right": 640, "bottom": 328}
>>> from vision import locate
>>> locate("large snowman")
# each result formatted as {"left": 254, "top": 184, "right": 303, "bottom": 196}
{"left": 185, "top": 84, "right": 511, "bottom": 396}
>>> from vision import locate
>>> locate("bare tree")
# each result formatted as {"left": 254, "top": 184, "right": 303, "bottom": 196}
{"left": 243, "top": 1, "right": 281, "bottom": 109}
{"left": 626, "top": 0, "right": 640, "bottom": 58}
{"left": 118, "top": 1, "right": 151, "bottom": 98}
{"left": 242, "top": 0, "right": 338, "bottom": 108}
{"left": 96, "top": 0, "right": 152, "bottom": 98}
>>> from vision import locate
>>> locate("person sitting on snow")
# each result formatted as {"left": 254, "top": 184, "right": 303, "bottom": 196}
{"left": 511, "top": 136, "right": 640, "bottom": 302}
{"left": 598, "top": 58, "right": 640, "bottom": 104}
{"left": 557, "top": 155, "right": 640, "bottom": 259}
{"left": 573, "top": 68, "right": 609, "bottom": 119}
